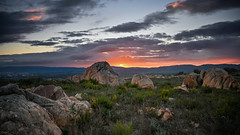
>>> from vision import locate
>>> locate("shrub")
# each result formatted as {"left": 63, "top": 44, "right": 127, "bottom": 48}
{"left": 112, "top": 94, "right": 117, "bottom": 102}
{"left": 193, "top": 69, "right": 201, "bottom": 74}
{"left": 117, "top": 85, "right": 127, "bottom": 94}
{"left": 200, "top": 87, "right": 213, "bottom": 93}
{"left": 160, "top": 89, "right": 170, "bottom": 101}
{"left": 113, "top": 121, "right": 132, "bottom": 135}
{"left": 133, "top": 90, "right": 153, "bottom": 103}
{"left": 92, "top": 96, "right": 113, "bottom": 109}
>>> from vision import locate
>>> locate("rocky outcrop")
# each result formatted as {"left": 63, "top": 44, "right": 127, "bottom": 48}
{"left": 183, "top": 73, "right": 202, "bottom": 88}
{"left": 201, "top": 68, "right": 239, "bottom": 90}
{"left": 181, "top": 68, "right": 239, "bottom": 90}
{"left": 131, "top": 74, "right": 154, "bottom": 89}
{"left": 0, "top": 84, "right": 91, "bottom": 135}
{"left": 32, "top": 85, "right": 68, "bottom": 100}
{"left": 71, "top": 74, "right": 83, "bottom": 83}
{"left": 83, "top": 61, "right": 125, "bottom": 86}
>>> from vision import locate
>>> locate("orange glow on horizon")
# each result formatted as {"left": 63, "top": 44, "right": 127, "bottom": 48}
{"left": 106, "top": 58, "right": 240, "bottom": 68}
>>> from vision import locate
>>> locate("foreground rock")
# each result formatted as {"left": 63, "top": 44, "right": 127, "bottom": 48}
{"left": 201, "top": 68, "right": 239, "bottom": 90}
{"left": 83, "top": 61, "right": 125, "bottom": 86}
{"left": 0, "top": 84, "right": 91, "bottom": 135}
{"left": 131, "top": 74, "right": 154, "bottom": 89}
{"left": 183, "top": 73, "right": 202, "bottom": 88}
{"left": 32, "top": 85, "right": 68, "bottom": 100}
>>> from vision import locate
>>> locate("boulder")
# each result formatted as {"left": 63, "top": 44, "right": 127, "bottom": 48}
{"left": 0, "top": 84, "right": 92, "bottom": 135}
{"left": 182, "top": 73, "right": 202, "bottom": 88}
{"left": 202, "top": 68, "right": 239, "bottom": 90}
{"left": 0, "top": 84, "right": 62, "bottom": 135}
{"left": 131, "top": 74, "right": 154, "bottom": 89}
{"left": 83, "top": 61, "right": 125, "bottom": 86}
{"left": 71, "top": 74, "right": 83, "bottom": 83}
{"left": 32, "top": 85, "right": 68, "bottom": 100}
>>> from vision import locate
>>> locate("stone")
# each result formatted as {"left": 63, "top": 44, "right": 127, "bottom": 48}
{"left": 174, "top": 84, "right": 189, "bottom": 92}
{"left": 32, "top": 85, "right": 68, "bottom": 100}
{"left": 83, "top": 61, "right": 125, "bottom": 86}
{"left": 183, "top": 73, "right": 202, "bottom": 88}
{"left": 131, "top": 74, "right": 154, "bottom": 89}
{"left": 71, "top": 74, "right": 83, "bottom": 83}
{"left": 202, "top": 68, "right": 239, "bottom": 90}
{"left": 0, "top": 84, "right": 62, "bottom": 135}
{"left": 75, "top": 93, "right": 82, "bottom": 100}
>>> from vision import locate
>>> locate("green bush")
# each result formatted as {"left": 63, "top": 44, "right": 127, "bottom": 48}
{"left": 113, "top": 121, "right": 132, "bottom": 135}
{"left": 117, "top": 85, "right": 127, "bottom": 94}
{"left": 160, "top": 89, "right": 170, "bottom": 101}
{"left": 92, "top": 96, "right": 113, "bottom": 109}
{"left": 133, "top": 90, "right": 153, "bottom": 103}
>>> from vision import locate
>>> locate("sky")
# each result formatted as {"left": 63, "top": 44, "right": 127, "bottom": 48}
{"left": 0, "top": 0, "right": 240, "bottom": 68}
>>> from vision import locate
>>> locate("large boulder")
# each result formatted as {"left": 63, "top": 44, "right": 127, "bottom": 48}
{"left": 0, "top": 84, "right": 62, "bottom": 135}
{"left": 83, "top": 61, "right": 125, "bottom": 86}
{"left": 0, "top": 84, "right": 92, "bottom": 135}
{"left": 183, "top": 73, "right": 202, "bottom": 88}
{"left": 131, "top": 74, "right": 154, "bottom": 89}
{"left": 32, "top": 85, "right": 68, "bottom": 100}
{"left": 201, "top": 68, "right": 239, "bottom": 90}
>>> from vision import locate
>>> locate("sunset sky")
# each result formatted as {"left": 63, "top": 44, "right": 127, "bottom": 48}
{"left": 0, "top": 0, "right": 240, "bottom": 67}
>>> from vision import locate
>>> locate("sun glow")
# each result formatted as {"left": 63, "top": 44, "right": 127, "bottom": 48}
{"left": 119, "top": 64, "right": 124, "bottom": 67}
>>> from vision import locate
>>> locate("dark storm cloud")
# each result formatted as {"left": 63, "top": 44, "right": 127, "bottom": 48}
{"left": 0, "top": 0, "right": 100, "bottom": 43}
{"left": 21, "top": 40, "right": 58, "bottom": 46}
{"left": 106, "top": 0, "right": 240, "bottom": 33}
{"left": 0, "top": 11, "right": 44, "bottom": 43}
{"left": 174, "top": 19, "right": 240, "bottom": 40}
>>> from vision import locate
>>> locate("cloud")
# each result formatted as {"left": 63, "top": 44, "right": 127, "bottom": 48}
{"left": 153, "top": 33, "right": 171, "bottom": 39}
{"left": 21, "top": 40, "right": 58, "bottom": 46}
{"left": 174, "top": 19, "right": 240, "bottom": 40}
{"left": 0, "top": 0, "right": 100, "bottom": 43}
{"left": 106, "top": 0, "right": 240, "bottom": 33}
{"left": 1, "top": 36, "right": 240, "bottom": 67}
{"left": 59, "top": 31, "right": 90, "bottom": 37}
{"left": 106, "top": 11, "right": 175, "bottom": 33}
{"left": 166, "top": 0, "right": 240, "bottom": 14}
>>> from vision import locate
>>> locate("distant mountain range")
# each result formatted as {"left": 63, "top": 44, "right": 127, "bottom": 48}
{"left": 113, "top": 64, "right": 240, "bottom": 75}
{"left": 0, "top": 64, "right": 239, "bottom": 79}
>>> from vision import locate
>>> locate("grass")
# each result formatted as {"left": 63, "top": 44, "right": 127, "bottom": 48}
{"left": 1, "top": 77, "right": 240, "bottom": 135}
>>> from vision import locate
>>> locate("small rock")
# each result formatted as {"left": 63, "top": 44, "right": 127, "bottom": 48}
{"left": 75, "top": 93, "right": 82, "bottom": 100}
{"left": 131, "top": 74, "right": 155, "bottom": 89}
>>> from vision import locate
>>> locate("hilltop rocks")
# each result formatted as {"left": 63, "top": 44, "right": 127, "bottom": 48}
{"left": 183, "top": 73, "right": 202, "bottom": 88}
{"left": 32, "top": 85, "right": 68, "bottom": 100}
{"left": 201, "top": 68, "right": 239, "bottom": 90}
{"left": 181, "top": 68, "right": 239, "bottom": 90}
{"left": 83, "top": 61, "right": 125, "bottom": 86}
{"left": 0, "top": 84, "right": 91, "bottom": 135}
{"left": 131, "top": 74, "right": 154, "bottom": 89}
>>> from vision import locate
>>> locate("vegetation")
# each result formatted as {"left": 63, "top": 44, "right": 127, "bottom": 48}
{"left": 0, "top": 77, "right": 240, "bottom": 135}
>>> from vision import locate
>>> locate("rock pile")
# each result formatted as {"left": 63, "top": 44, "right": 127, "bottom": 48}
{"left": 182, "top": 68, "right": 239, "bottom": 90}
